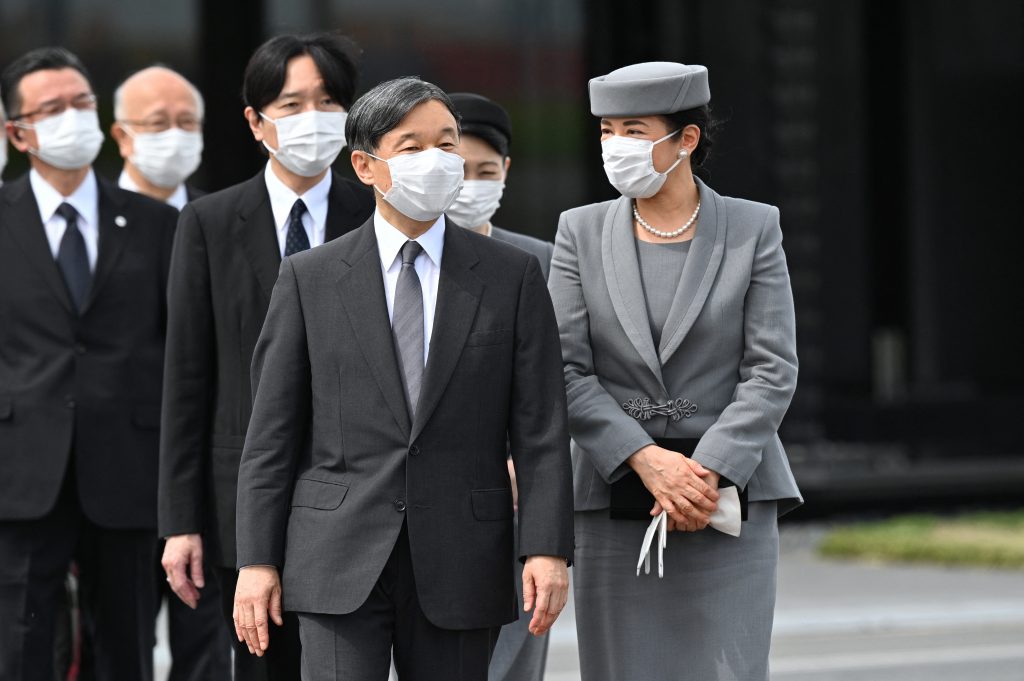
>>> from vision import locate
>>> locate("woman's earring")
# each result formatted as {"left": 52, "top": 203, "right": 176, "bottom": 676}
{"left": 678, "top": 148, "right": 689, "bottom": 159}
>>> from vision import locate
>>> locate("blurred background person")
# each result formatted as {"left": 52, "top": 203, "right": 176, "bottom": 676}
{"left": 547, "top": 62, "right": 800, "bottom": 680}
{"left": 157, "top": 32, "right": 373, "bottom": 681}
{"left": 111, "top": 66, "right": 207, "bottom": 209}
{"left": 448, "top": 91, "right": 553, "bottom": 681}
{"left": 109, "top": 64, "right": 233, "bottom": 681}
{"left": 0, "top": 46, "right": 178, "bottom": 681}
{"left": 447, "top": 92, "right": 553, "bottom": 276}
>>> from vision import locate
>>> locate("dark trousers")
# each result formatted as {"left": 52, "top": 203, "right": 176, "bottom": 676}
{"left": 296, "top": 524, "right": 499, "bottom": 681}
{"left": 156, "top": 543, "right": 232, "bottom": 681}
{"left": 0, "top": 464, "right": 158, "bottom": 681}
{"left": 216, "top": 566, "right": 302, "bottom": 681}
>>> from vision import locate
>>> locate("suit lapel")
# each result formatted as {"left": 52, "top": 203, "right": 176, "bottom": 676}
{"left": 81, "top": 179, "right": 131, "bottom": 314}
{"left": 2, "top": 176, "right": 74, "bottom": 313}
{"left": 410, "top": 226, "right": 482, "bottom": 441}
{"left": 337, "top": 220, "right": 412, "bottom": 437}
{"left": 324, "top": 172, "right": 367, "bottom": 242}
{"left": 234, "top": 174, "right": 281, "bottom": 301}
{"left": 658, "top": 178, "right": 727, "bottom": 364}
{"left": 601, "top": 196, "right": 666, "bottom": 392}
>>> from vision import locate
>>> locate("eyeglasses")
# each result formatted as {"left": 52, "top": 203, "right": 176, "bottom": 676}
{"left": 12, "top": 93, "right": 97, "bottom": 121}
{"left": 118, "top": 116, "right": 203, "bottom": 133}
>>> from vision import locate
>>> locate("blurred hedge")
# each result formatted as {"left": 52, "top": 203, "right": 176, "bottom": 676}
{"left": 819, "top": 512, "right": 1024, "bottom": 569}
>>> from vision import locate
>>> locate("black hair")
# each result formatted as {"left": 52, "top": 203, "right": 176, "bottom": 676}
{"left": 661, "top": 104, "right": 719, "bottom": 172}
{"left": 346, "top": 77, "right": 461, "bottom": 154}
{"left": 0, "top": 47, "right": 92, "bottom": 119}
{"left": 461, "top": 122, "right": 509, "bottom": 158}
{"left": 242, "top": 33, "right": 360, "bottom": 113}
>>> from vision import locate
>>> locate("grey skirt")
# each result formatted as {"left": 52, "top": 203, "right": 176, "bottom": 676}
{"left": 573, "top": 502, "right": 778, "bottom": 681}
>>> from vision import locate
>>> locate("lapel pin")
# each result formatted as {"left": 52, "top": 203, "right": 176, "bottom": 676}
{"left": 115, "top": 216, "right": 127, "bottom": 228}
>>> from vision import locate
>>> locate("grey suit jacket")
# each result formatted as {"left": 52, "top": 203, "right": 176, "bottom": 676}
{"left": 235, "top": 217, "right": 573, "bottom": 629}
{"left": 548, "top": 178, "right": 802, "bottom": 515}
{"left": 491, "top": 225, "right": 554, "bottom": 280}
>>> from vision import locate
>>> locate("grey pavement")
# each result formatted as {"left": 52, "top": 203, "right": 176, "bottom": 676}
{"left": 156, "top": 523, "right": 1024, "bottom": 680}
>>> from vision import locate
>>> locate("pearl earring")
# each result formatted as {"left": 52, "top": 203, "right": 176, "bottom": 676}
{"left": 678, "top": 149, "right": 689, "bottom": 159}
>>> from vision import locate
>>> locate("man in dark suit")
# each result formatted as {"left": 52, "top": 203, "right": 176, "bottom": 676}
{"left": 112, "top": 66, "right": 208, "bottom": 209}
{"left": 158, "top": 33, "right": 374, "bottom": 681}
{"left": 110, "top": 65, "right": 232, "bottom": 681}
{"left": 447, "top": 92, "right": 555, "bottom": 681}
{"left": 232, "top": 77, "right": 573, "bottom": 681}
{"left": 0, "top": 47, "right": 178, "bottom": 681}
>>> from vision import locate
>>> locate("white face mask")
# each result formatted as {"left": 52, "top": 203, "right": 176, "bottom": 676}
{"left": 125, "top": 127, "right": 203, "bottom": 189}
{"left": 261, "top": 110, "right": 347, "bottom": 177}
{"left": 0, "top": 134, "right": 7, "bottom": 181}
{"left": 370, "top": 147, "right": 465, "bottom": 222}
{"left": 446, "top": 180, "right": 505, "bottom": 229}
{"left": 18, "top": 108, "right": 104, "bottom": 170}
{"left": 601, "top": 129, "right": 682, "bottom": 199}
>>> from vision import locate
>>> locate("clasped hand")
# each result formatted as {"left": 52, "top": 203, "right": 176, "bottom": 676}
{"left": 628, "top": 444, "right": 720, "bottom": 532}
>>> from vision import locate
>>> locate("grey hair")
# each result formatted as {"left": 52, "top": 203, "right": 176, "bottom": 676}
{"left": 113, "top": 65, "right": 205, "bottom": 122}
{"left": 345, "top": 77, "right": 460, "bottom": 154}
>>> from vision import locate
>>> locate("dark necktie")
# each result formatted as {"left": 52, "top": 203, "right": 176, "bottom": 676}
{"left": 284, "top": 199, "right": 310, "bottom": 257}
{"left": 55, "top": 203, "right": 91, "bottom": 313}
{"left": 393, "top": 241, "right": 425, "bottom": 417}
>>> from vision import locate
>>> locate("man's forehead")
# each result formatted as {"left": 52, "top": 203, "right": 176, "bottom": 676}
{"left": 385, "top": 101, "right": 457, "bottom": 137}
{"left": 123, "top": 70, "right": 197, "bottom": 108}
{"left": 20, "top": 68, "right": 90, "bottom": 100}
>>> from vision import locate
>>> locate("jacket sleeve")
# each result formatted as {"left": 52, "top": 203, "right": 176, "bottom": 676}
{"left": 235, "top": 257, "right": 310, "bottom": 569}
{"left": 547, "top": 212, "right": 654, "bottom": 484}
{"left": 158, "top": 204, "right": 214, "bottom": 538}
{"left": 509, "top": 254, "right": 574, "bottom": 564}
{"left": 692, "top": 207, "right": 799, "bottom": 488}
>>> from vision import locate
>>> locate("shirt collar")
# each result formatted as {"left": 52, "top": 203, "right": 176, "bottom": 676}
{"left": 374, "top": 208, "right": 446, "bottom": 271}
{"left": 263, "top": 162, "right": 332, "bottom": 233}
{"left": 30, "top": 167, "right": 98, "bottom": 226}
{"left": 118, "top": 169, "right": 188, "bottom": 211}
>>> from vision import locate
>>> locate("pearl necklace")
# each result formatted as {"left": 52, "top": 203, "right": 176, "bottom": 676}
{"left": 633, "top": 201, "right": 700, "bottom": 239}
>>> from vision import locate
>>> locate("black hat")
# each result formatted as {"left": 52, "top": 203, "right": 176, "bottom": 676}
{"left": 449, "top": 92, "right": 512, "bottom": 147}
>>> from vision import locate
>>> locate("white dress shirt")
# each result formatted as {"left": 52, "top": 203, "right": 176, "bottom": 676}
{"left": 31, "top": 168, "right": 100, "bottom": 272}
{"left": 118, "top": 169, "right": 188, "bottom": 211}
{"left": 374, "top": 209, "right": 445, "bottom": 365}
{"left": 264, "top": 163, "right": 331, "bottom": 257}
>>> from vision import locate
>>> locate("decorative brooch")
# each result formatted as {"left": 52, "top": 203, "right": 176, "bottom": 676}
{"left": 621, "top": 397, "right": 698, "bottom": 422}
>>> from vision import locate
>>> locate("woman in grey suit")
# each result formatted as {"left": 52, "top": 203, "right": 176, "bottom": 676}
{"left": 548, "top": 62, "right": 802, "bottom": 681}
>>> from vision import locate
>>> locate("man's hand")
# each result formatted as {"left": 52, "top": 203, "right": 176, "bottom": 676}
{"left": 628, "top": 445, "right": 719, "bottom": 532}
{"left": 522, "top": 555, "right": 569, "bottom": 637}
{"left": 161, "top": 533, "right": 205, "bottom": 609}
{"left": 233, "top": 566, "right": 283, "bottom": 657}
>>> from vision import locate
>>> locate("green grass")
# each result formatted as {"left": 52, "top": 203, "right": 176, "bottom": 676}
{"left": 818, "top": 511, "right": 1024, "bottom": 570}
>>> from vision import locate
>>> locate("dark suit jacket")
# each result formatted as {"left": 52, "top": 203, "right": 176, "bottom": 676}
{"left": 235, "top": 217, "right": 573, "bottom": 630}
{"left": 0, "top": 173, "right": 178, "bottom": 527}
{"left": 185, "top": 184, "right": 207, "bottom": 204}
{"left": 491, "top": 225, "right": 554, "bottom": 281}
{"left": 158, "top": 171, "right": 374, "bottom": 568}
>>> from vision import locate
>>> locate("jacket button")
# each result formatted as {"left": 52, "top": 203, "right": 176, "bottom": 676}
{"left": 74, "top": 344, "right": 86, "bottom": 355}
{"left": 394, "top": 499, "right": 406, "bottom": 512}
{"left": 66, "top": 398, "right": 76, "bottom": 409}
{"left": 409, "top": 445, "right": 420, "bottom": 456}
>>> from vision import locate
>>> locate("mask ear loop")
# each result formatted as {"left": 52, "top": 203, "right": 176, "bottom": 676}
{"left": 650, "top": 129, "right": 686, "bottom": 178}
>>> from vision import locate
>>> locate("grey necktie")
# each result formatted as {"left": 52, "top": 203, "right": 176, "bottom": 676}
{"left": 393, "top": 240, "right": 425, "bottom": 417}
{"left": 284, "top": 199, "right": 310, "bottom": 257}
{"left": 55, "top": 202, "right": 91, "bottom": 313}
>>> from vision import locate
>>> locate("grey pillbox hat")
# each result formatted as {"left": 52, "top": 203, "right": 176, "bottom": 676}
{"left": 589, "top": 62, "right": 710, "bottom": 117}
